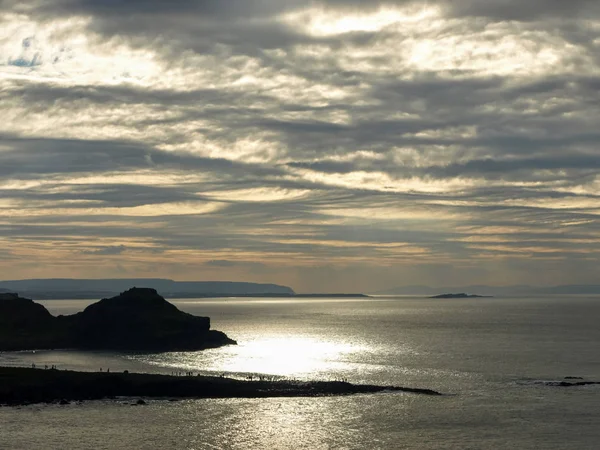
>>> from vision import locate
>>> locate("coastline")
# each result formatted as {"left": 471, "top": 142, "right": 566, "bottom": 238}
{"left": 0, "top": 366, "right": 442, "bottom": 406}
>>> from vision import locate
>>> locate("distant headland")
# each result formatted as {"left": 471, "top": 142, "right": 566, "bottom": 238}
{"left": 0, "top": 278, "right": 295, "bottom": 300}
{"left": 429, "top": 293, "right": 492, "bottom": 299}
{"left": 0, "top": 288, "right": 236, "bottom": 352}
{"left": 0, "top": 279, "right": 369, "bottom": 300}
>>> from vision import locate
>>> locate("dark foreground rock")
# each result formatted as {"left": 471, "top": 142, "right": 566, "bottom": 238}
{"left": 0, "top": 288, "right": 236, "bottom": 352}
{"left": 0, "top": 367, "right": 442, "bottom": 406}
{"left": 0, "top": 293, "right": 67, "bottom": 350}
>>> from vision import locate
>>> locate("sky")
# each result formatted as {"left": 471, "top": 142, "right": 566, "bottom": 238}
{"left": 1, "top": 0, "right": 599, "bottom": 293}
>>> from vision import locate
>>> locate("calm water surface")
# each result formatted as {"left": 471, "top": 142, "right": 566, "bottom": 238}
{"left": 1, "top": 296, "right": 599, "bottom": 449}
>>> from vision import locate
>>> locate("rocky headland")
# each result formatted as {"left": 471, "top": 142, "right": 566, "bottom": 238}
{"left": 0, "top": 288, "right": 236, "bottom": 352}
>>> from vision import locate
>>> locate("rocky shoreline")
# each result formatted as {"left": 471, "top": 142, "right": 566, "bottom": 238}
{"left": 0, "top": 367, "right": 442, "bottom": 406}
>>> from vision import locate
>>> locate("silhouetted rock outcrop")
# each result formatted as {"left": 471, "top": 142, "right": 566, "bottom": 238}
{"left": 0, "top": 293, "right": 54, "bottom": 325}
{"left": 0, "top": 288, "right": 236, "bottom": 352}
{"left": 531, "top": 379, "right": 600, "bottom": 388}
{"left": 0, "top": 293, "right": 69, "bottom": 350}
{"left": 0, "top": 367, "right": 443, "bottom": 406}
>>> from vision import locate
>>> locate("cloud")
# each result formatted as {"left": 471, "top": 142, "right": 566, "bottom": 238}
{"left": 0, "top": 0, "right": 599, "bottom": 290}
{"left": 0, "top": 134, "right": 285, "bottom": 179}
{"left": 446, "top": 0, "right": 600, "bottom": 20}
{"left": 205, "top": 260, "right": 237, "bottom": 267}
{"left": 81, "top": 245, "right": 127, "bottom": 255}
{"left": 9, "top": 1, "right": 600, "bottom": 22}
{"left": 205, "top": 260, "right": 267, "bottom": 270}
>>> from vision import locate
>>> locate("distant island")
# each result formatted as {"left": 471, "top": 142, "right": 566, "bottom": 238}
{"left": 377, "top": 284, "right": 600, "bottom": 296}
{"left": 429, "top": 293, "right": 492, "bottom": 299}
{"left": 0, "top": 288, "right": 236, "bottom": 352}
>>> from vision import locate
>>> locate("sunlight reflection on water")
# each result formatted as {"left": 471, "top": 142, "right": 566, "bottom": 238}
{"left": 130, "top": 336, "right": 370, "bottom": 379}
{"left": 218, "top": 336, "right": 363, "bottom": 376}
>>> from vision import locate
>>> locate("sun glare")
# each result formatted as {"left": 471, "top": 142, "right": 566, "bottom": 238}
{"left": 217, "top": 337, "right": 363, "bottom": 377}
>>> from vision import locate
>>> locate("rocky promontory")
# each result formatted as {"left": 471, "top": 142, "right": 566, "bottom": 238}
{"left": 0, "top": 367, "right": 442, "bottom": 406}
{"left": 0, "top": 288, "right": 236, "bottom": 352}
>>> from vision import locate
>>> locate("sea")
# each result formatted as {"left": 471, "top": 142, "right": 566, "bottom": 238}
{"left": 0, "top": 296, "right": 599, "bottom": 449}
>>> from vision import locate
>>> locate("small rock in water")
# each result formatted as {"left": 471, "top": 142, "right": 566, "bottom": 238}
{"left": 136, "top": 399, "right": 147, "bottom": 405}
{"left": 59, "top": 399, "right": 70, "bottom": 405}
